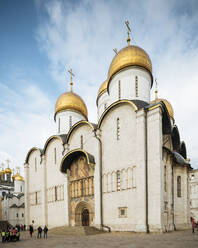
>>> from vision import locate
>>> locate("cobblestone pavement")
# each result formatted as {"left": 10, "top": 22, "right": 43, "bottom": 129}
{"left": 1, "top": 230, "right": 198, "bottom": 248}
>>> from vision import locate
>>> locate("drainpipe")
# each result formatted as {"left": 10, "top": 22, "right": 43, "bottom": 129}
{"left": 145, "top": 108, "right": 149, "bottom": 233}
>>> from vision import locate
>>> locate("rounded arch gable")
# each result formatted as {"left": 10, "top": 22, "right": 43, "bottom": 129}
{"left": 25, "top": 147, "right": 42, "bottom": 164}
{"left": 66, "top": 120, "right": 95, "bottom": 144}
{"left": 180, "top": 141, "right": 187, "bottom": 159}
{"left": 171, "top": 125, "right": 180, "bottom": 151}
{"left": 98, "top": 100, "right": 138, "bottom": 129}
{"left": 60, "top": 149, "right": 95, "bottom": 173}
{"left": 43, "top": 135, "right": 65, "bottom": 154}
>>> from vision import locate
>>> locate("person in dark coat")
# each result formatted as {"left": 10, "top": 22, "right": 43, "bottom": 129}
{"left": 43, "top": 225, "right": 48, "bottom": 239}
{"left": 37, "top": 226, "right": 42, "bottom": 238}
{"left": 29, "top": 225, "right": 34, "bottom": 238}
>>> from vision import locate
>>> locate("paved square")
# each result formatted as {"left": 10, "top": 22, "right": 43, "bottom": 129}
{"left": 1, "top": 230, "right": 198, "bottom": 248}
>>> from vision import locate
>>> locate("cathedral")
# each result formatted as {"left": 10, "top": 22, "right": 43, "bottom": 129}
{"left": 25, "top": 26, "right": 191, "bottom": 232}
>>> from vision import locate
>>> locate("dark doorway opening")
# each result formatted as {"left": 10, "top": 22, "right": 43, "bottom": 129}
{"left": 82, "top": 209, "right": 89, "bottom": 226}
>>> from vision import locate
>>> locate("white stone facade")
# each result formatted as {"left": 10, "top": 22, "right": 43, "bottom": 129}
{"left": 189, "top": 170, "right": 198, "bottom": 221}
{"left": 25, "top": 47, "right": 190, "bottom": 232}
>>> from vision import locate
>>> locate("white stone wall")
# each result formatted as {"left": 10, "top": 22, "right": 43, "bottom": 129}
{"left": 45, "top": 138, "right": 66, "bottom": 228}
{"left": 174, "top": 165, "right": 190, "bottom": 229}
{"left": 189, "top": 170, "right": 198, "bottom": 220}
{"left": 55, "top": 110, "right": 86, "bottom": 135}
{"left": 100, "top": 103, "right": 144, "bottom": 231}
{"left": 108, "top": 67, "right": 151, "bottom": 105}
{"left": 97, "top": 91, "right": 109, "bottom": 120}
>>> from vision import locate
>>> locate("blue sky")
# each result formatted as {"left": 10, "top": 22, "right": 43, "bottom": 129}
{"left": 0, "top": 0, "right": 198, "bottom": 173}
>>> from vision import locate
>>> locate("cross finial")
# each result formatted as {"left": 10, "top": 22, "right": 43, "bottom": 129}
{"left": 125, "top": 20, "right": 131, "bottom": 46}
{"left": 155, "top": 78, "right": 158, "bottom": 101}
{"left": 16, "top": 166, "right": 20, "bottom": 174}
{"left": 1, "top": 162, "right": 4, "bottom": 170}
{"left": 68, "top": 69, "right": 75, "bottom": 92}
{"left": 6, "top": 159, "right": 10, "bottom": 168}
{"left": 113, "top": 48, "right": 118, "bottom": 55}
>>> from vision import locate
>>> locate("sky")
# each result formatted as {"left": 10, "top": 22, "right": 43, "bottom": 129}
{"left": 0, "top": 0, "right": 198, "bottom": 175}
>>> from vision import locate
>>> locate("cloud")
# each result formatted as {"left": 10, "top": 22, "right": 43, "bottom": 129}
{"left": 0, "top": 78, "right": 55, "bottom": 173}
{"left": 34, "top": 0, "right": 198, "bottom": 167}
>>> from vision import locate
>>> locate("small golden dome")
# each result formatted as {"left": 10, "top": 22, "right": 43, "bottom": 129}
{"left": 5, "top": 167, "right": 12, "bottom": 174}
{"left": 0, "top": 170, "right": 5, "bottom": 175}
{"left": 98, "top": 80, "right": 108, "bottom": 98}
{"left": 108, "top": 45, "right": 152, "bottom": 84}
{"left": 152, "top": 98, "right": 174, "bottom": 119}
{"left": 15, "top": 174, "right": 24, "bottom": 181}
{"left": 55, "top": 92, "right": 88, "bottom": 119}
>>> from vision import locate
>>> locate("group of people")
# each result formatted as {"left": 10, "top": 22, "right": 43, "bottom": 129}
{"left": 29, "top": 225, "right": 48, "bottom": 239}
{"left": 1, "top": 226, "right": 21, "bottom": 242}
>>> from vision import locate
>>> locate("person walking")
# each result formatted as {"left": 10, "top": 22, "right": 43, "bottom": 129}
{"left": 192, "top": 217, "right": 196, "bottom": 233}
{"left": 37, "top": 226, "right": 42, "bottom": 239}
{"left": 43, "top": 225, "right": 48, "bottom": 239}
{"left": 29, "top": 225, "right": 34, "bottom": 238}
{"left": 1, "top": 230, "right": 6, "bottom": 243}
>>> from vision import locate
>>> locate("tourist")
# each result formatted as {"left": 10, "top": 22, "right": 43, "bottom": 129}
{"left": 43, "top": 225, "right": 48, "bottom": 239}
{"left": 29, "top": 225, "right": 34, "bottom": 238}
{"left": 1, "top": 230, "right": 6, "bottom": 243}
{"left": 192, "top": 217, "right": 196, "bottom": 233}
{"left": 37, "top": 226, "right": 42, "bottom": 238}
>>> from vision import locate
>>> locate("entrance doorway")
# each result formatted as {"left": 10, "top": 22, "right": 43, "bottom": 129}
{"left": 82, "top": 209, "right": 89, "bottom": 226}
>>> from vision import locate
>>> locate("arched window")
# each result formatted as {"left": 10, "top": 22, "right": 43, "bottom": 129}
{"left": 58, "top": 118, "right": 60, "bottom": 133}
{"left": 55, "top": 186, "right": 57, "bottom": 201}
{"left": 69, "top": 116, "right": 72, "bottom": 129}
{"left": 164, "top": 165, "right": 167, "bottom": 192}
{"left": 177, "top": 176, "right": 181, "bottom": 197}
{"left": 135, "top": 76, "right": 138, "bottom": 97}
{"left": 54, "top": 148, "right": 57, "bottom": 164}
{"left": 80, "top": 135, "right": 83, "bottom": 149}
{"left": 117, "top": 118, "right": 120, "bottom": 140}
{"left": 118, "top": 80, "right": 121, "bottom": 100}
{"left": 35, "top": 158, "right": 37, "bottom": 172}
{"left": 117, "top": 170, "right": 121, "bottom": 191}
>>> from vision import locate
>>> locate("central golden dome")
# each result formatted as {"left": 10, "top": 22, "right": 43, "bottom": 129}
{"left": 108, "top": 45, "right": 152, "bottom": 84}
{"left": 55, "top": 92, "right": 88, "bottom": 120}
{"left": 98, "top": 80, "right": 108, "bottom": 98}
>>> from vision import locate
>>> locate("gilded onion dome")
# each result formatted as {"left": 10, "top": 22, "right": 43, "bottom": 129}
{"left": 0, "top": 169, "right": 5, "bottom": 175}
{"left": 15, "top": 173, "right": 24, "bottom": 181}
{"left": 98, "top": 80, "right": 108, "bottom": 98}
{"left": 55, "top": 92, "right": 88, "bottom": 120}
{"left": 5, "top": 167, "right": 12, "bottom": 174}
{"left": 108, "top": 45, "right": 152, "bottom": 84}
{"left": 152, "top": 98, "right": 174, "bottom": 119}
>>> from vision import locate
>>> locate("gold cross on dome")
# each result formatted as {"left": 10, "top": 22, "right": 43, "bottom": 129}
{"left": 68, "top": 69, "right": 75, "bottom": 92}
{"left": 16, "top": 166, "right": 20, "bottom": 174}
{"left": 125, "top": 20, "right": 131, "bottom": 46}
{"left": 1, "top": 162, "right": 4, "bottom": 170}
{"left": 6, "top": 159, "right": 11, "bottom": 168}
{"left": 155, "top": 78, "right": 158, "bottom": 101}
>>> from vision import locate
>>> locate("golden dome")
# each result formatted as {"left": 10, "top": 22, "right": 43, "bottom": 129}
{"left": 55, "top": 92, "right": 88, "bottom": 119}
{"left": 152, "top": 98, "right": 174, "bottom": 119}
{"left": 0, "top": 170, "right": 5, "bottom": 175}
{"left": 5, "top": 167, "right": 12, "bottom": 174}
{"left": 98, "top": 80, "right": 108, "bottom": 98}
{"left": 15, "top": 173, "right": 24, "bottom": 181}
{"left": 108, "top": 45, "right": 152, "bottom": 84}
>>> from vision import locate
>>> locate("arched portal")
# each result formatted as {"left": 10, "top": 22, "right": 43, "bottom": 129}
{"left": 75, "top": 201, "right": 93, "bottom": 226}
{"left": 60, "top": 149, "right": 95, "bottom": 226}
